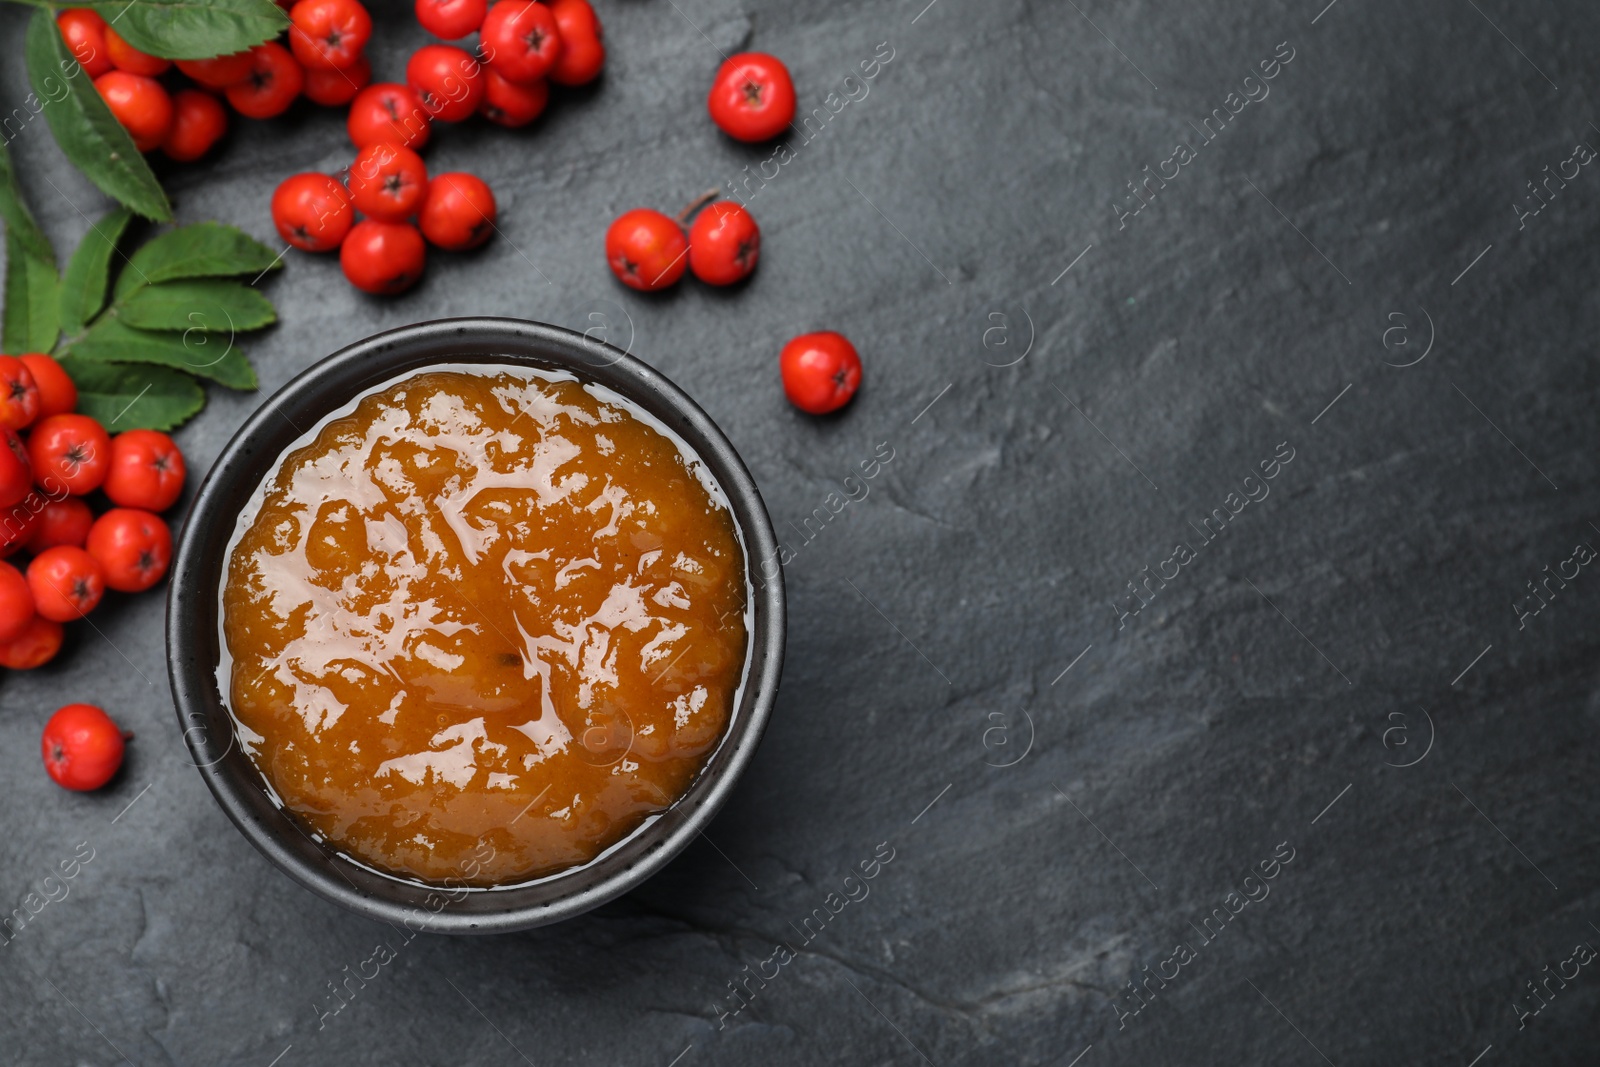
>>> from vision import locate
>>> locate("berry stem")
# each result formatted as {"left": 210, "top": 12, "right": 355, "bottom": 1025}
{"left": 677, "top": 188, "right": 722, "bottom": 226}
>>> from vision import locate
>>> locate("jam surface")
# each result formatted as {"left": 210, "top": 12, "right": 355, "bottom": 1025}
{"left": 222, "top": 369, "right": 747, "bottom": 885}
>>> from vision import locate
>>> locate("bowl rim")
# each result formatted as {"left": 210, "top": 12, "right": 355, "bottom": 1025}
{"left": 166, "top": 316, "right": 785, "bottom": 933}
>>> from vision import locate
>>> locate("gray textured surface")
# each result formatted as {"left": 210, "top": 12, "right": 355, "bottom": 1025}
{"left": 2, "top": 0, "right": 1599, "bottom": 1063}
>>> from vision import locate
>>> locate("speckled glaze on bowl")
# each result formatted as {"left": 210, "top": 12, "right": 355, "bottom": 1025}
{"left": 166, "top": 317, "right": 785, "bottom": 934}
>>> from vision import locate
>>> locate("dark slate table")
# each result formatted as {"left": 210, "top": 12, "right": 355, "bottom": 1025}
{"left": 4, "top": 0, "right": 1598, "bottom": 1063}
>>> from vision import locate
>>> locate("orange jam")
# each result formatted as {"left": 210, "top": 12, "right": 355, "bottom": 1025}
{"left": 221, "top": 369, "right": 748, "bottom": 886}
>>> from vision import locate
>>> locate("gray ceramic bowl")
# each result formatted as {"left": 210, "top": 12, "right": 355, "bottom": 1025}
{"left": 167, "top": 317, "right": 784, "bottom": 934}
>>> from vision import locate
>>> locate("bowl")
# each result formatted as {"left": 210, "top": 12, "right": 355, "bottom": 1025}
{"left": 166, "top": 317, "right": 785, "bottom": 933}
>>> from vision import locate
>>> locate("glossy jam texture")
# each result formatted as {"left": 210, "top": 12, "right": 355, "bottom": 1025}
{"left": 223, "top": 370, "right": 747, "bottom": 885}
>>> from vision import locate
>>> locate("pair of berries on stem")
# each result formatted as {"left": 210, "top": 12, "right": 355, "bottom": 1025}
{"left": 606, "top": 191, "right": 760, "bottom": 292}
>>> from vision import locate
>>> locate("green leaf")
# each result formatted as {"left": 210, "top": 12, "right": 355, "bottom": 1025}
{"left": 68, "top": 315, "right": 258, "bottom": 390}
{"left": 3, "top": 232, "right": 60, "bottom": 354}
{"left": 56, "top": 355, "right": 205, "bottom": 431}
{"left": 114, "top": 222, "right": 282, "bottom": 298}
{"left": 58, "top": 206, "right": 132, "bottom": 337}
{"left": 25, "top": 10, "right": 171, "bottom": 222}
{"left": 117, "top": 279, "right": 276, "bottom": 332}
{"left": 75, "top": 0, "right": 288, "bottom": 61}
{"left": 0, "top": 137, "right": 53, "bottom": 265}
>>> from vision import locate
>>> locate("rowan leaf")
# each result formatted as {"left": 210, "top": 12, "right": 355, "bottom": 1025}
{"left": 56, "top": 355, "right": 206, "bottom": 431}
{"left": 0, "top": 136, "right": 53, "bottom": 265}
{"left": 75, "top": 0, "right": 288, "bottom": 61}
{"left": 3, "top": 233, "right": 60, "bottom": 354}
{"left": 117, "top": 279, "right": 276, "bottom": 333}
{"left": 114, "top": 222, "right": 281, "bottom": 298}
{"left": 25, "top": 10, "right": 171, "bottom": 221}
{"left": 67, "top": 314, "right": 257, "bottom": 390}
{"left": 58, "top": 206, "right": 132, "bottom": 337}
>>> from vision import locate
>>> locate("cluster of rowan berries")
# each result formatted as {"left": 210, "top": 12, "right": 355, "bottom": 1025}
{"left": 265, "top": 0, "right": 605, "bottom": 293}
{"left": 64, "top": 0, "right": 371, "bottom": 162}
{"left": 0, "top": 354, "right": 184, "bottom": 671}
{"left": 71, "top": 0, "right": 604, "bottom": 294}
